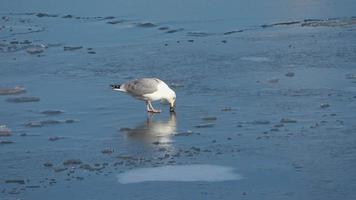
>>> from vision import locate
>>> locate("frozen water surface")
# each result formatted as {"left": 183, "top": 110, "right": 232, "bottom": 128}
{"left": 1, "top": 0, "right": 356, "bottom": 200}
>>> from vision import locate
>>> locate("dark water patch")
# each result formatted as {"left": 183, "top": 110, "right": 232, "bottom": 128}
{"left": 201, "top": 116, "right": 218, "bottom": 121}
{"left": 6, "top": 96, "right": 40, "bottom": 103}
{"left": 0, "top": 140, "right": 14, "bottom": 144}
{"left": 20, "top": 40, "right": 31, "bottom": 44}
{"left": 136, "top": 22, "right": 157, "bottom": 28}
{"left": 119, "top": 127, "right": 131, "bottom": 132}
{"left": 101, "top": 148, "right": 114, "bottom": 154}
{"left": 310, "top": 123, "right": 320, "bottom": 129}
{"left": 25, "top": 119, "right": 76, "bottom": 127}
{"left": 38, "top": 120, "right": 61, "bottom": 125}
{"left": 250, "top": 120, "right": 271, "bottom": 125}
{"left": 268, "top": 78, "right": 279, "bottom": 84}
{"left": 9, "top": 41, "right": 19, "bottom": 44}
{"left": 63, "top": 46, "right": 83, "bottom": 51}
{"left": 53, "top": 167, "right": 67, "bottom": 172}
{"left": 152, "top": 141, "right": 173, "bottom": 146}
{"left": 20, "top": 133, "right": 39, "bottom": 137}
{"left": 103, "top": 16, "right": 115, "bottom": 20}
{"left": 5, "top": 180, "right": 25, "bottom": 184}
{"left": 221, "top": 107, "right": 233, "bottom": 112}
{"left": 194, "top": 123, "right": 215, "bottom": 128}
{"left": 274, "top": 123, "right": 284, "bottom": 128}
{"left": 117, "top": 155, "right": 135, "bottom": 160}
{"left": 190, "top": 146, "right": 201, "bottom": 152}
{"left": 63, "top": 119, "right": 75, "bottom": 123}
{"left": 158, "top": 26, "right": 169, "bottom": 30}
{"left": 280, "top": 89, "right": 324, "bottom": 97}
{"left": 320, "top": 103, "right": 330, "bottom": 109}
{"left": 80, "top": 164, "right": 105, "bottom": 171}
{"left": 36, "top": 13, "right": 58, "bottom": 18}
{"left": 62, "top": 14, "right": 74, "bottom": 19}
{"left": 1, "top": 15, "right": 9, "bottom": 20}
{"left": 0, "top": 12, "right": 35, "bottom": 16}
{"left": 165, "top": 28, "right": 184, "bottom": 33}
{"left": 63, "top": 159, "right": 82, "bottom": 165}
{"left": 48, "top": 136, "right": 64, "bottom": 141}
{"left": 280, "top": 118, "right": 297, "bottom": 123}
{"left": 43, "top": 162, "right": 53, "bottom": 167}
{"left": 285, "top": 72, "right": 295, "bottom": 77}
{"left": 0, "top": 86, "right": 26, "bottom": 95}
{"left": 26, "top": 185, "right": 40, "bottom": 188}
{"left": 223, "top": 30, "right": 244, "bottom": 35}
{"left": 40, "top": 110, "right": 64, "bottom": 115}
{"left": 186, "top": 32, "right": 212, "bottom": 37}
{"left": 107, "top": 20, "right": 125, "bottom": 24}
{"left": 261, "top": 21, "right": 301, "bottom": 28}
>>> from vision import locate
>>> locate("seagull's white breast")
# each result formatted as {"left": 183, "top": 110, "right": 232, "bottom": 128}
{"left": 142, "top": 81, "right": 169, "bottom": 101}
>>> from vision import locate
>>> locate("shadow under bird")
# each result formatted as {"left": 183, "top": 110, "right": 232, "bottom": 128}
{"left": 111, "top": 78, "right": 176, "bottom": 113}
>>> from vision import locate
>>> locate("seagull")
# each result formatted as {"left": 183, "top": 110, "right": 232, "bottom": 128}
{"left": 111, "top": 78, "right": 176, "bottom": 113}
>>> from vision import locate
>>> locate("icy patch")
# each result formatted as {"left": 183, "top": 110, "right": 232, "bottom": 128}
{"left": 0, "top": 125, "right": 12, "bottom": 136}
{"left": 117, "top": 164, "right": 242, "bottom": 184}
{"left": 240, "top": 56, "right": 271, "bottom": 62}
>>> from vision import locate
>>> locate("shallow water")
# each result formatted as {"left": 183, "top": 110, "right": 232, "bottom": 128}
{"left": 1, "top": 0, "right": 356, "bottom": 200}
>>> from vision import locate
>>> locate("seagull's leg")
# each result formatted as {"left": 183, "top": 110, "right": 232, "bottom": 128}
{"left": 147, "top": 101, "right": 161, "bottom": 113}
{"left": 146, "top": 101, "right": 152, "bottom": 112}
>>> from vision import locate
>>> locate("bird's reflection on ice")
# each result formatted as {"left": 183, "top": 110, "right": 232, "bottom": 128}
{"left": 121, "top": 113, "right": 176, "bottom": 147}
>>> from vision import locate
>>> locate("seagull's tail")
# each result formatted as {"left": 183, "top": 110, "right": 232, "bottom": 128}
{"left": 110, "top": 84, "right": 126, "bottom": 92}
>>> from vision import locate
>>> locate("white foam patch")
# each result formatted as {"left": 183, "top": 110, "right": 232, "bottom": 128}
{"left": 117, "top": 164, "right": 243, "bottom": 184}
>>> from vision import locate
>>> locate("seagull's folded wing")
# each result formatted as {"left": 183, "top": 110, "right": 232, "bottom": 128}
{"left": 123, "top": 78, "right": 160, "bottom": 97}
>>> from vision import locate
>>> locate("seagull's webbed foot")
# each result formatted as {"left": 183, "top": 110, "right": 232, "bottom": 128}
{"left": 147, "top": 109, "right": 161, "bottom": 113}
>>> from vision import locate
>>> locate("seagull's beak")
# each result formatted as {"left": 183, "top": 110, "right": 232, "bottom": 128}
{"left": 169, "top": 100, "right": 176, "bottom": 112}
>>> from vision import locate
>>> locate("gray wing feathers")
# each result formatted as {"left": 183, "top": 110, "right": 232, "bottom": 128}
{"left": 123, "top": 78, "right": 159, "bottom": 96}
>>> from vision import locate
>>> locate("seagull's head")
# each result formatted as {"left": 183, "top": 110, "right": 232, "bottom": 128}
{"left": 166, "top": 89, "right": 176, "bottom": 112}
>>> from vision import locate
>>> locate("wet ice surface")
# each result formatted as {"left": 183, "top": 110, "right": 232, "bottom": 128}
{"left": 117, "top": 164, "right": 242, "bottom": 184}
{"left": 1, "top": 0, "right": 356, "bottom": 199}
